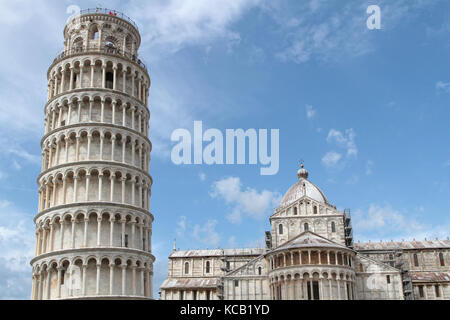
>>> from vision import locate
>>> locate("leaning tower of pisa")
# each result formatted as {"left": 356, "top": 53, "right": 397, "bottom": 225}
{"left": 30, "top": 8, "right": 154, "bottom": 300}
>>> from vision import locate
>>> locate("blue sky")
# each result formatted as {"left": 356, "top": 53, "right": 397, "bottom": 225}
{"left": 0, "top": 0, "right": 449, "bottom": 299}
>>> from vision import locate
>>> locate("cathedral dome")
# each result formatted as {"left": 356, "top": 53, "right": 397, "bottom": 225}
{"left": 279, "top": 164, "right": 329, "bottom": 207}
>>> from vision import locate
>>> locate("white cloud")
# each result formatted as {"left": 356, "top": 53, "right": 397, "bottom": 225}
{"left": 192, "top": 219, "right": 220, "bottom": 247}
{"left": 174, "top": 216, "right": 221, "bottom": 247}
{"left": 327, "top": 128, "right": 357, "bottom": 157}
{"left": 199, "top": 172, "right": 207, "bottom": 181}
{"left": 176, "top": 216, "right": 187, "bottom": 237}
{"left": 366, "top": 160, "right": 374, "bottom": 175}
{"left": 128, "top": 0, "right": 261, "bottom": 59}
{"left": 436, "top": 81, "right": 450, "bottom": 93}
{"left": 305, "top": 104, "right": 316, "bottom": 119}
{"left": 0, "top": 200, "right": 35, "bottom": 299}
{"left": 270, "top": 0, "right": 439, "bottom": 64}
{"left": 353, "top": 204, "right": 450, "bottom": 241}
{"left": 228, "top": 235, "right": 237, "bottom": 248}
{"left": 321, "top": 151, "right": 342, "bottom": 168}
{"left": 210, "top": 177, "right": 282, "bottom": 224}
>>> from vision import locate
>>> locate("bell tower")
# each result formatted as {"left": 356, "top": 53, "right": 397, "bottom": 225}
{"left": 30, "top": 8, "right": 154, "bottom": 300}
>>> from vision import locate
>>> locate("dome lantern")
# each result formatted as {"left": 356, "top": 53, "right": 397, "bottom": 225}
{"left": 297, "top": 163, "right": 309, "bottom": 180}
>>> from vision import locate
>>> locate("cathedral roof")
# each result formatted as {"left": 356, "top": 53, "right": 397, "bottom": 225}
{"left": 270, "top": 231, "right": 350, "bottom": 254}
{"left": 279, "top": 164, "right": 329, "bottom": 208}
{"left": 410, "top": 272, "right": 450, "bottom": 283}
{"left": 354, "top": 238, "right": 450, "bottom": 251}
{"left": 160, "top": 277, "right": 220, "bottom": 289}
{"left": 169, "top": 248, "right": 265, "bottom": 258}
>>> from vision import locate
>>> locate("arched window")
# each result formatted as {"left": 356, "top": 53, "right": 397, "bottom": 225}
{"left": 304, "top": 223, "right": 309, "bottom": 231}
{"left": 435, "top": 285, "right": 440, "bottom": 297}
{"left": 125, "top": 34, "right": 133, "bottom": 51}
{"left": 359, "top": 263, "right": 363, "bottom": 272}
{"left": 331, "top": 221, "right": 336, "bottom": 233}
{"left": 258, "top": 267, "right": 262, "bottom": 275}
{"left": 279, "top": 224, "right": 283, "bottom": 235}
{"left": 72, "top": 37, "right": 84, "bottom": 52}
{"left": 294, "top": 207, "right": 298, "bottom": 215}
{"left": 413, "top": 253, "right": 419, "bottom": 267}
{"left": 205, "top": 261, "right": 210, "bottom": 273}
{"left": 439, "top": 253, "right": 445, "bottom": 266}
{"left": 105, "top": 72, "right": 114, "bottom": 89}
{"left": 89, "top": 25, "right": 99, "bottom": 41}
{"left": 184, "top": 262, "right": 189, "bottom": 274}
{"left": 313, "top": 206, "right": 318, "bottom": 214}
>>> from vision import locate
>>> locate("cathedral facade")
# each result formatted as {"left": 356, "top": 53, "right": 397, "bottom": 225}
{"left": 160, "top": 165, "right": 450, "bottom": 300}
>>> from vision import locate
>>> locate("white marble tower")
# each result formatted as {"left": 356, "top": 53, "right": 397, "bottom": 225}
{"left": 30, "top": 8, "right": 154, "bottom": 300}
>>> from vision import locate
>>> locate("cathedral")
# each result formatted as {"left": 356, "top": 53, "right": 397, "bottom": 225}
{"left": 160, "top": 164, "right": 450, "bottom": 300}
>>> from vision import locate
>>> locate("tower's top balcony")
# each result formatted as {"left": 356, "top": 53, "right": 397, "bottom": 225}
{"left": 77, "top": 8, "right": 140, "bottom": 31}
{"left": 64, "top": 8, "right": 143, "bottom": 53}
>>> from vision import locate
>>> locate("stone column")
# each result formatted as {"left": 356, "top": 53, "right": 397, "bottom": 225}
{"left": 85, "top": 174, "right": 91, "bottom": 201}
{"left": 131, "top": 179, "right": 136, "bottom": 205}
{"left": 122, "top": 138, "right": 126, "bottom": 163}
{"left": 71, "top": 218, "right": 76, "bottom": 249}
{"left": 38, "top": 271, "right": 43, "bottom": 300}
{"left": 67, "top": 102, "right": 72, "bottom": 125}
{"left": 75, "top": 137, "right": 80, "bottom": 161}
{"left": 122, "top": 70, "right": 127, "bottom": 92}
{"left": 82, "top": 264, "right": 87, "bottom": 295}
{"left": 61, "top": 70, "right": 66, "bottom": 93}
{"left": 131, "top": 222, "right": 136, "bottom": 249}
{"left": 62, "top": 177, "right": 67, "bottom": 205}
{"left": 98, "top": 174, "right": 103, "bottom": 201}
{"left": 57, "top": 267, "right": 62, "bottom": 298}
{"left": 97, "top": 217, "right": 102, "bottom": 246}
{"left": 122, "top": 105, "right": 127, "bottom": 126}
{"left": 112, "top": 101, "right": 117, "bottom": 125}
{"left": 329, "top": 278, "right": 333, "bottom": 300}
{"left": 121, "top": 264, "right": 127, "bottom": 295}
{"left": 79, "top": 66, "right": 83, "bottom": 89}
{"left": 49, "top": 223, "right": 54, "bottom": 252}
{"left": 109, "top": 264, "right": 115, "bottom": 295}
{"left": 60, "top": 220, "right": 65, "bottom": 250}
{"left": 77, "top": 101, "right": 82, "bottom": 122}
{"left": 46, "top": 270, "right": 52, "bottom": 299}
{"left": 87, "top": 134, "right": 92, "bottom": 160}
{"left": 139, "top": 223, "right": 144, "bottom": 250}
{"left": 100, "top": 99, "right": 105, "bottom": 122}
{"left": 132, "top": 265, "right": 137, "bottom": 296}
{"left": 69, "top": 67, "right": 74, "bottom": 91}
{"left": 102, "top": 65, "right": 106, "bottom": 89}
{"left": 100, "top": 135, "right": 104, "bottom": 160}
{"left": 140, "top": 267, "right": 145, "bottom": 296}
{"left": 121, "top": 177, "right": 126, "bottom": 204}
{"left": 111, "top": 135, "right": 116, "bottom": 161}
{"left": 131, "top": 107, "right": 136, "bottom": 130}
{"left": 83, "top": 218, "right": 89, "bottom": 247}
{"left": 73, "top": 177, "right": 79, "bottom": 203}
{"left": 337, "top": 277, "right": 341, "bottom": 300}
{"left": 96, "top": 264, "right": 101, "bottom": 295}
{"left": 110, "top": 175, "right": 115, "bottom": 202}
{"left": 90, "top": 63, "right": 95, "bottom": 87}
{"left": 88, "top": 99, "right": 93, "bottom": 121}
{"left": 110, "top": 218, "right": 115, "bottom": 247}
{"left": 113, "top": 66, "right": 117, "bottom": 90}
{"left": 121, "top": 219, "right": 126, "bottom": 247}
